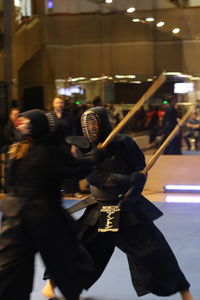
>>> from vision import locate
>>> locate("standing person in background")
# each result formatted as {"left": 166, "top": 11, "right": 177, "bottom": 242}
{"left": 92, "top": 96, "right": 102, "bottom": 107}
{"left": 0, "top": 119, "right": 5, "bottom": 192}
{"left": 183, "top": 111, "right": 200, "bottom": 150}
{"left": 0, "top": 120, "right": 5, "bottom": 149}
{"left": 51, "top": 96, "right": 79, "bottom": 196}
{"left": 3, "top": 107, "right": 20, "bottom": 149}
{"left": 73, "top": 104, "right": 89, "bottom": 136}
{"left": 3, "top": 108, "right": 21, "bottom": 192}
{"left": 52, "top": 96, "right": 76, "bottom": 143}
{"left": 162, "top": 101, "right": 182, "bottom": 155}
{"left": 146, "top": 105, "right": 160, "bottom": 148}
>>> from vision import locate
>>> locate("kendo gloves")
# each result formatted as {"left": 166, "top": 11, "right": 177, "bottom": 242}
{"left": 86, "top": 168, "right": 147, "bottom": 192}
{"left": 84, "top": 147, "right": 110, "bottom": 165}
{"left": 131, "top": 171, "right": 147, "bottom": 194}
{"left": 110, "top": 171, "right": 147, "bottom": 193}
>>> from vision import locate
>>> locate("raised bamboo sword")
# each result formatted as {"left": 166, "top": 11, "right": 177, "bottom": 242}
{"left": 68, "top": 104, "right": 194, "bottom": 214}
{"left": 67, "top": 73, "right": 167, "bottom": 213}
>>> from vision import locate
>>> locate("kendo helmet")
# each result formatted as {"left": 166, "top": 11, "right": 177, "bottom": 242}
{"left": 81, "top": 106, "right": 112, "bottom": 144}
{"left": 17, "top": 109, "right": 63, "bottom": 142}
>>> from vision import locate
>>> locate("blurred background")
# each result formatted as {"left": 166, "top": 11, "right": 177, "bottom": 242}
{"left": 1, "top": 0, "right": 200, "bottom": 151}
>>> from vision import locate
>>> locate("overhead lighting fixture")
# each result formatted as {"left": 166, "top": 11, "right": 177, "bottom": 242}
{"left": 126, "top": 7, "right": 135, "bottom": 13}
{"left": 127, "top": 75, "right": 136, "bottom": 79}
{"left": 147, "top": 78, "right": 153, "bottom": 82}
{"left": 68, "top": 77, "right": 86, "bottom": 82}
{"left": 47, "top": 0, "right": 54, "bottom": 9}
{"left": 156, "top": 21, "right": 165, "bottom": 27}
{"left": 131, "top": 81, "right": 141, "bottom": 84}
{"left": 115, "top": 75, "right": 123, "bottom": 78}
{"left": 172, "top": 28, "right": 180, "bottom": 34}
{"left": 90, "top": 77, "right": 99, "bottom": 81}
{"left": 164, "top": 72, "right": 181, "bottom": 75}
{"left": 132, "top": 18, "right": 140, "bottom": 23}
{"left": 178, "top": 74, "right": 192, "bottom": 78}
{"left": 115, "top": 75, "right": 136, "bottom": 79}
{"left": 55, "top": 79, "right": 66, "bottom": 82}
{"left": 90, "top": 76, "right": 108, "bottom": 81}
{"left": 80, "top": 80, "right": 90, "bottom": 83}
{"left": 191, "top": 76, "right": 200, "bottom": 80}
{"left": 164, "top": 185, "right": 200, "bottom": 192}
{"left": 145, "top": 17, "right": 154, "bottom": 22}
{"left": 105, "top": 0, "right": 112, "bottom": 3}
{"left": 164, "top": 72, "right": 191, "bottom": 79}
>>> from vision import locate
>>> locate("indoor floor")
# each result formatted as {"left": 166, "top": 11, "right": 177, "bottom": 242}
{"left": 29, "top": 197, "right": 200, "bottom": 300}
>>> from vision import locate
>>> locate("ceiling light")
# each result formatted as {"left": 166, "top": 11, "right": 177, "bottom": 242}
{"left": 55, "top": 79, "right": 66, "bottom": 82}
{"left": 90, "top": 76, "right": 108, "bottom": 81}
{"left": 90, "top": 77, "right": 100, "bottom": 81}
{"left": 172, "top": 28, "right": 180, "bottom": 34}
{"left": 164, "top": 72, "right": 181, "bottom": 75}
{"left": 156, "top": 21, "right": 165, "bottom": 27}
{"left": 105, "top": 0, "right": 112, "bottom": 3}
{"left": 47, "top": 0, "right": 54, "bottom": 9}
{"left": 145, "top": 17, "right": 154, "bottom": 22}
{"left": 126, "top": 7, "right": 135, "bottom": 13}
{"left": 132, "top": 18, "right": 140, "bottom": 23}
{"left": 131, "top": 81, "right": 141, "bottom": 84}
{"left": 70, "top": 77, "right": 86, "bottom": 82}
{"left": 191, "top": 76, "right": 200, "bottom": 80}
{"left": 178, "top": 74, "right": 191, "bottom": 78}
{"left": 115, "top": 75, "right": 136, "bottom": 79}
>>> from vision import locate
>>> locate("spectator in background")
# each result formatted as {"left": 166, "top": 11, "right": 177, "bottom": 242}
{"left": 0, "top": 121, "right": 5, "bottom": 149}
{"left": 162, "top": 102, "right": 182, "bottom": 155}
{"left": 0, "top": 119, "right": 5, "bottom": 192}
{"left": 3, "top": 107, "right": 21, "bottom": 193}
{"left": 73, "top": 104, "right": 89, "bottom": 136}
{"left": 157, "top": 104, "right": 166, "bottom": 127}
{"left": 146, "top": 105, "right": 160, "bottom": 148}
{"left": 183, "top": 111, "right": 200, "bottom": 150}
{"left": 51, "top": 96, "right": 79, "bottom": 196}
{"left": 133, "top": 107, "right": 147, "bottom": 132}
{"left": 3, "top": 107, "right": 20, "bottom": 149}
{"left": 112, "top": 105, "right": 124, "bottom": 125}
{"left": 92, "top": 96, "right": 102, "bottom": 107}
{"left": 52, "top": 96, "right": 76, "bottom": 141}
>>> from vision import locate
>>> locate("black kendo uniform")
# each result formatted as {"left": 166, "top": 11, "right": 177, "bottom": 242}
{"left": 0, "top": 110, "right": 96, "bottom": 300}
{"left": 162, "top": 104, "right": 182, "bottom": 155}
{"left": 76, "top": 106, "right": 190, "bottom": 297}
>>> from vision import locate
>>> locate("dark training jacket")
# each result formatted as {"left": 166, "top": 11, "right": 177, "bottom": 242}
{"left": 0, "top": 137, "right": 94, "bottom": 299}
{"left": 78, "top": 106, "right": 162, "bottom": 227}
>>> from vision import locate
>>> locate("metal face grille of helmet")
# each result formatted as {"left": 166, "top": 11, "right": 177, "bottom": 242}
{"left": 81, "top": 111, "right": 100, "bottom": 143}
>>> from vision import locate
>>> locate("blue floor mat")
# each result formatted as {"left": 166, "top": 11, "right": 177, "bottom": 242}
{"left": 30, "top": 201, "right": 200, "bottom": 300}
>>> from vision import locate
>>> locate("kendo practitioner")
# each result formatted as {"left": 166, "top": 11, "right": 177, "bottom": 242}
{"left": 67, "top": 106, "right": 193, "bottom": 300}
{"left": 0, "top": 109, "right": 106, "bottom": 300}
